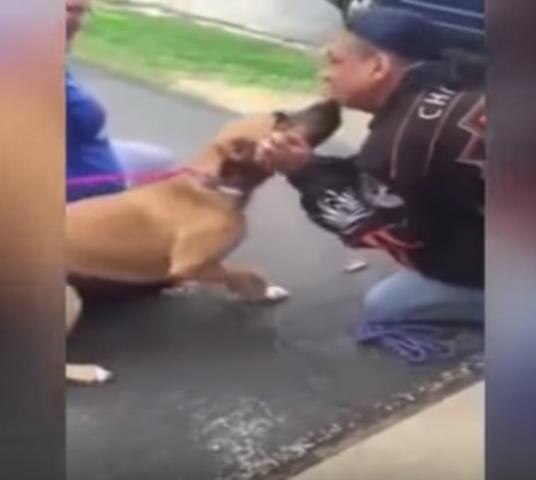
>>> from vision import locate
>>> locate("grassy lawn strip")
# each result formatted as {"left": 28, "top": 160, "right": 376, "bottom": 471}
{"left": 74, "top": 7, "right": 318, "bottom": 92}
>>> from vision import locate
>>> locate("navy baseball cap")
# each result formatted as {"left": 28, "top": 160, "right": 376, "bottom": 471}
{"left": 345, "top": 5, "right": 444, "bottom": 60}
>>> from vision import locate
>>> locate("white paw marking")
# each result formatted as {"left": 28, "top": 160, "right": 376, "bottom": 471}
{"left": 94, "top": 366, "right": 114, "bottom": 383}
{"left": 66, "top": 364, "right": 114, "bottom": 385}
{"left": 264, "top": 285, "right": 290, "bottom": 302}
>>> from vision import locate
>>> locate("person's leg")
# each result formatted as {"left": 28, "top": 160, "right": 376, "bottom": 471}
{"left": 362, "top": 267, "right": 484, "bottom": 324}
{"left": 111, "top": 140, "right": 177, "bottom": 186}
{"left": 358, "top": 268, "right": 483, "bottom": 362}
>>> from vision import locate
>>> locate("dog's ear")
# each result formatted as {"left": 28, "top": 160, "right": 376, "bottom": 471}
{"left": 217, "top": 138, "right": 257, "bottom": 163}
{"left": 278, "top": 100, "right": 341, "bottom": 147}
{"left": 273, "top": 111, "right": 293, "bottom": 129}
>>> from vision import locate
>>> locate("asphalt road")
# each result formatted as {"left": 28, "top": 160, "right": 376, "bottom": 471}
{"left": 66, "top": 62, "right": 483, "bottom": 480}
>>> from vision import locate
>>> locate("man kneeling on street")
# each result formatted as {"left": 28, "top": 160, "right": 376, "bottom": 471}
{"left": 256, "top": 6, "right": 485, "bottom": 363}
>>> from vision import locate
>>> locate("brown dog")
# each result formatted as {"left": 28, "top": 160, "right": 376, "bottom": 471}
{"left": 66, "top": 100, "right": 341, "bottom": 385}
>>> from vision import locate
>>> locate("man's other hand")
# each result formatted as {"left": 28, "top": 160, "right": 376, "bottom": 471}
{"left": 255, "top": 131, "right": 313, "bottom": 175}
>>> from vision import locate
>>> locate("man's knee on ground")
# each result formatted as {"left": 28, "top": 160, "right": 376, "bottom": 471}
{"left": 362, "top": 272, "right": 485, "bottom": 324}
{"left": 362, "top": 282, "right": 400, "bottom": 323}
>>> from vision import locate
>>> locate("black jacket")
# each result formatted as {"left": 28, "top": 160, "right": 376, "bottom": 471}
{"left": 288, "top": 73, "right": 485, "bottom": 288}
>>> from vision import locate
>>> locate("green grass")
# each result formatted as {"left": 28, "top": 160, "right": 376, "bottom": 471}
{"left": 74, "top": 7, "right": 318, "bottom": 92}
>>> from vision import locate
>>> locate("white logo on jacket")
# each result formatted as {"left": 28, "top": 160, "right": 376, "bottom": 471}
{"left": 316, "top": 189, "right": 373, "bottom": 235}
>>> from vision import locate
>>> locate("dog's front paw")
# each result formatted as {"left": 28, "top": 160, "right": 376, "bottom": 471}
{"left": 263, "top": 285, "right": 291, "bottom": 302}
{"left": 66, "top": 364, "right": 114, "bottom": 385}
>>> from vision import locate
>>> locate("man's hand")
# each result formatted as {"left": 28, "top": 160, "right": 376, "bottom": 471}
{"left": 255, "top": 131, "right": 313, "bottom": 175}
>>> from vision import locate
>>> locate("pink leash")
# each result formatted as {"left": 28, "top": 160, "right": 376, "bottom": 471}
{"left": 67, "top": 166, "right": 209, "bottom": 187}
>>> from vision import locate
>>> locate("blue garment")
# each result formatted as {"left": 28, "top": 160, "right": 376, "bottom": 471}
{"left": 66, "top": 69, "right": 126, "bottom": 202}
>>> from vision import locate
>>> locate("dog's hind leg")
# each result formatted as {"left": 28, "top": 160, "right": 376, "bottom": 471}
{"left": 166, "top": 224, "right": 289, "bottom": 301}
{"left": 65, "top": 285, "right": 113, "bottom": 385}
{"left": 189, "top": 262, "right": 290, "bottom": 303}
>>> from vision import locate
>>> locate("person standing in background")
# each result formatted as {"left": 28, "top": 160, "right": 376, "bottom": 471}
{"left": 66, "top": 0, "right": 176, "bottom": 202}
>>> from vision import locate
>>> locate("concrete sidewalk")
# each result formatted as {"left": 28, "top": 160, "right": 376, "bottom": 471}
{"left": 292, "top": 382, "right": 484, "bottom": 480}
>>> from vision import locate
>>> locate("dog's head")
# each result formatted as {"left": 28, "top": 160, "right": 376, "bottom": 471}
{"left": 208, "top": 99, "right": 341, "bottom": 195}
{"left": 272, "top": 98, "right": 342, "bottom": 147}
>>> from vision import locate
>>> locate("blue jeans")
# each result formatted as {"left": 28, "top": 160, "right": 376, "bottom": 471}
{"left": 362, "top": 268, "right": 484, "bottom": 324}
{"left": 357, "top": 268, "right": 484, "bottom": 363}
